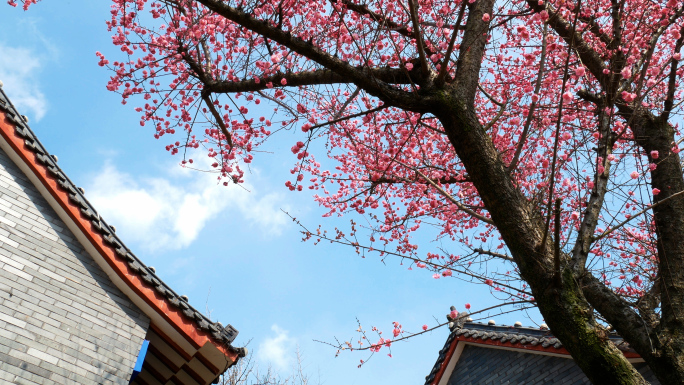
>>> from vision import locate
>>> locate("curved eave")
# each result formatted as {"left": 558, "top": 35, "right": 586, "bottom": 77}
{"left": 426, "top": 329, "right": 643, "bottom": 385}
{"left": 0, "top": 106, "right": 241, "bottom": 368}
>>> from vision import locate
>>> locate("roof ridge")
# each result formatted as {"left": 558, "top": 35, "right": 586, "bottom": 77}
{"left": 0, "top": 85, "right": 243, "bottom": 355}
{"left": 425, "top": 320, "right": 635, "bottom": 385}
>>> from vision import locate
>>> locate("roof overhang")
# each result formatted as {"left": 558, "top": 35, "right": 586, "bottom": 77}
{"left": 427, "top": 327, "right": 644, "bottom": 385}
{"left": 0, "top": 88, "right": 245, "bottom": 384}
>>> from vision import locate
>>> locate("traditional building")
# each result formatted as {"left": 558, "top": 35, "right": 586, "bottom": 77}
{"left": 0, "top": 84, "right": 245, "bottom": 384}
{"left": 425, "top": 318, "right": 660, "bottom": 385}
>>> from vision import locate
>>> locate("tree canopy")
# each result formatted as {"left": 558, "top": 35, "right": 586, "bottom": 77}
{"left": 13, "top": 0, "right": 684, "bottom": 383}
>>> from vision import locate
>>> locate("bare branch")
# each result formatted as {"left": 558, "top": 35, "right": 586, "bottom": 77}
{"left": 407, "top": 0, "right": 431, "bottom": 78}
{"left": 526, "top": 0, "right": 609, "bottom": 89}
{"left": 483, "top": 99, "right": 507, "bottom": 132}
{"left": 472, "top": 247, "right": 514, "bottom": 261}
{"left": 202, "top": 92, "right": 233, "bottom": 148}
{"left": 402, "top": 162, "right": 494, "bottom": 225}
{"left": 664, "top": 26, "right": 684, "bottom": 120}
{"left": 508, "top": 24, "right": 547, "bottom": 173}
{"left": 571, "top": 109, "right": 613, "bottom": 270}
{"left": 592, "top": 189, "right": 684, "bottom": 242}
{"left": 308, "top": 105, "right": 389, "bottom": 132}
{"left": 436, "top": 1, "right": 468, "bottom": 85}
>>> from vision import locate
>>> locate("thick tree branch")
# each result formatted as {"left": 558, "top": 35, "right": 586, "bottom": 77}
{"left": 571, "top": 108, "right": 613, "bottom": 271}
{"left": 664, "top": 26, "right": 684, "bottom": 120}
{"left": 580, "top": 273, "right": 656, "bottom": 360}
{"left": 195, "top": 0, "right": 433, "bottom": 111}
{"left": 204, "top": 68, "right": 417, "bottom": 94}
{"left": 451, "top": 0, "right": 496, "bottom": 102}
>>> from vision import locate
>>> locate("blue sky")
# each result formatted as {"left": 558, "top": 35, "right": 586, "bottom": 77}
{"left": 0, "top": 2, "right": 539, "bottom": 384}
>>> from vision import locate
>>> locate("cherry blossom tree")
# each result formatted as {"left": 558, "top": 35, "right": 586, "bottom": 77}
{"left": 12, "top": 0, "right": 684, "bottom": 382}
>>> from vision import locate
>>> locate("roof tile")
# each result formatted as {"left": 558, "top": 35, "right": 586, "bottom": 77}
{"left": 0, "top": 85, "right": 244, "bottom": 356}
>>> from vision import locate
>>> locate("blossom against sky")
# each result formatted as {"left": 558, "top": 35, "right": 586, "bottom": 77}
{"left": 0, "top": 2, "right": 526, "bottom": 384}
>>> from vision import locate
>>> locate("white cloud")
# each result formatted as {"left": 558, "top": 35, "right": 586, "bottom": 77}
{"left": 85, "top": 161, "right": 289, "bottom": 252}
{"left": 0, "top": 43, "right": 47, "bottom": 121}
{"left": 257, "top": 325, "right": 296, "bottom": 371}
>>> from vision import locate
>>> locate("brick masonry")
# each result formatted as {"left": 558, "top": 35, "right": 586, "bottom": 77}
{"left": 447, "top": 345, "right": 660, "bottom": 384}
{"left": 0, "top": 146, "right": 150, "bottom": 384}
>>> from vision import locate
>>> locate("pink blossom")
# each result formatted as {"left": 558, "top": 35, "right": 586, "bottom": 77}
{"left": 621, "top": 91, "right": 637, "bottom": 102}
{"left": 675, "top": 53, "right": 682, "bottom": 61}
{"left": 465, "top": 303, "right": 471, "bottom": 310}
{"left": 650, "top": 163, "right": 657, "bottom": 171}
{"left": 442, "top": 269, "right": 453, "bottom": 277}
{"left": 562, "top": 92, "right": 573, "bottom": 103}
{"left": 575, "top": 67, "right": 586, "bottom": 77}
{"left": 422, "top": 324, "right": 428, "bottom": 331}
{"left": 450, "top": 310, "right": 458, "bottom": 319}
{"left": 621, "top": 67, "right": 632, "bottom": 79}
{"left": 281, "top": 78, "right": 287, "bottom": 85}
{"left": 405, "top": 62, "right": 414, "bottom": 71}
{"left": 653, "top": 188, "right": 661, "bottom": 195}
{"left": 630, "top": 171, "right": 639, "bottom": 179}
{"left": 482, "top": 13, "right": 491, "bottom": 22}
{"left": 650, "top": 150, "right": 659, "bottom": 159}
{"left": 432, "top": 273, "right": 440, "bottom": 279}
{"left": 571, "top": 211, "right": 580, "bottom": 220}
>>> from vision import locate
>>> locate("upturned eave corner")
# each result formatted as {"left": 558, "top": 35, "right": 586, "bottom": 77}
{"left": 0, "top": 85, "right": 246, "bottom": 376}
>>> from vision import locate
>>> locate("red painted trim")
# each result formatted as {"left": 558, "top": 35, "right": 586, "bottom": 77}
{"left": 430, "top": 334, "right": 643, "bottom": 385}
{"left": 454, "top": 335, "right": 571, "bottom": 354}
{"left": 452, "top": 335, "right": 642, "bottom": 358}
{"left": 0, "top": 112, "right": 239, "bottom": 362}
{"left": 430, "top": 338, "right": 461, "bottom": 385}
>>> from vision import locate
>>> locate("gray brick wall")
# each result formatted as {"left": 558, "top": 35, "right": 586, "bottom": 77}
{"left": 447, "top": 345, "right": 660, "bottom": 384}
{"left": 0, "top": 147, "right": 150, "bottom": 384}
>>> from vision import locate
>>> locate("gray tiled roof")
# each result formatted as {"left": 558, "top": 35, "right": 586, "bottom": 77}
{"left": 0, "top": 85, "right": 243, "bottom": 354}
{"left": 447, "top": 345, "right": 591, "bottom": 384}
{"left": 425, "top": 322, "right": 659, "bottom": 385}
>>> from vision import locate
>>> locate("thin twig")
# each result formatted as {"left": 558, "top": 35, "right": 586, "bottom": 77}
{"left": 407, "top": 0, "right": 430, "bottom": 78}
{"left": 202, "top": 92, "right": 233, "bottom": 148}
{"left": 436, "top": 1, "right": 468, "bottom": 85}
{"left": 592, "top": 189, "right": 684, "bottom": 242}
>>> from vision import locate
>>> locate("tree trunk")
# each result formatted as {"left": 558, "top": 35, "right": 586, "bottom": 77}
{"left": 622, "top": 112, "right": 684, "bottom": 384}
{"left": 434, "top": 96, "right": 649, "bottom": 384}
